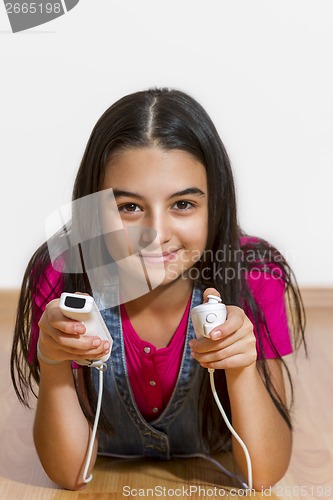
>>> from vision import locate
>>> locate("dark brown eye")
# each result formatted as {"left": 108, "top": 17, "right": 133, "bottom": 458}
{"left": 125, "top": 204, "right": 138, "bottom": 212}
{"left": 174, "top": 201, "right": 192, "bottom": 210}
{"left": 118, "top": 203, "right": 140, "bottom": 213}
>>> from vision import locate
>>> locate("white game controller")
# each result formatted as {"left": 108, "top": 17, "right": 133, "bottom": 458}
{"left": 190, "top": 295, "right": 253, "bottom": 490}
{"left": 190, "top": 294, "right": 227, "bottom": 339}
{"left": 59, "top": 292, "right": 113, "bottom": 366}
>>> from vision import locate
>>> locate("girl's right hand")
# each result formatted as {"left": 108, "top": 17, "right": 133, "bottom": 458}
{"left": 37, "top": 298, "right": 111, "bottom": 363}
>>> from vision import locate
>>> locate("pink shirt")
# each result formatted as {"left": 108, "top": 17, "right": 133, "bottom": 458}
{"left": 120, "top": 299, "right": 191, "bottom": 421}
{"left": 239, "top": 235, "right": 293, "bottom": 358}
{"left": 245, "top": 269, "right": 292, "bottom": 358}
{"left": 29, "top": 264, "right": 63, "bottom": 364}
{"left": 29, "top": 241, "right": 293, "bottom": 416}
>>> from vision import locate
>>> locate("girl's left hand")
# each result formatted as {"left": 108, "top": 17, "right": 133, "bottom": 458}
{"left": 189, "top": 288, "right": 257, "bottom": 371}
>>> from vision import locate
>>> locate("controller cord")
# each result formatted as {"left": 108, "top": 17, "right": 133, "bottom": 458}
{"left": 80, "top": 366, "right": 253, "bottom": 488}
{"left": 208, "top": 368, "right": 253, "bottom": 491}
{"left": 82, "top": 362, "right": 106, "bottom": 483}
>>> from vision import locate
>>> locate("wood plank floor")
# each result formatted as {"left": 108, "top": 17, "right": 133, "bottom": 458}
{"left": 277, "top": 306, "right": 333, "bottom": 499}
{"left": 0, "top": 291, "right": 332, "bottom": 499}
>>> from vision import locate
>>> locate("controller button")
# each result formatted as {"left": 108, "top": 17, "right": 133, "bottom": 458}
{"left": 144, "top": 346, "right": 151, "bottom": 354}
{"left": 206, "top": 313, "right": 217, "bottom": 323}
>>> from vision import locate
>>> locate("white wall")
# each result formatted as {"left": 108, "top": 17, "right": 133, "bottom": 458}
{"left": 1, "top": 0, "right": 332, "bottom": 288}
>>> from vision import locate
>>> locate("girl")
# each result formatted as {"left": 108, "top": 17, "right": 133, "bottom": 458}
{"left": 11, "top": 88, "right": 305, "bottom": 491}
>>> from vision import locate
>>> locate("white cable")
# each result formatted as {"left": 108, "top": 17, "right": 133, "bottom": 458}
{"left": 82, "top": 363, "right": 105, "bottom": 483}
{"left": 208, "top": 368, "right": 252, "bottom": 491}
{"left": 79, "top": 365, "right": 252, "bottom": 489}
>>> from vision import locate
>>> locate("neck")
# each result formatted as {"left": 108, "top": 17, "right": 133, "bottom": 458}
{"left": 122, "top": 276, "right": 194, "bottom": 315}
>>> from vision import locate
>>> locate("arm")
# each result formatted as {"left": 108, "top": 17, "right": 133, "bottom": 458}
{"left": 33, "top": 299, "right": 110, "bottom": 490}
{"left": 225, "top": 358, "right": 291, "bottom": 489}
{"left": 34, "top": 360, "right": 97, "bottom": 490}
{"left": 189, "top": 289, "right": 292, "bottom": 490}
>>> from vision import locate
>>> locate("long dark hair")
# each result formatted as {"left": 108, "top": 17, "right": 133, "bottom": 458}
{"left": 11, "top": 88, "right": 306, "bottom": 451}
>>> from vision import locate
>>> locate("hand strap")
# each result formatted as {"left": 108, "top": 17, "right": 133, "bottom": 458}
{"left": 37, "top": 339, "right": 64, "bottom": 365}
{"left": 37, "top": 339, "right": 105, "bottom": 369}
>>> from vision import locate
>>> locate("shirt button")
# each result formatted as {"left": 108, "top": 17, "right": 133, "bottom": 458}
{"left": 152, "top": 407, "right": 159, "bottom": 413}
{"left": 143, "top": 346, "right": 151, "bottom": 354}
{"left": 149, "top": 380, "right": 156, "bottom": 386}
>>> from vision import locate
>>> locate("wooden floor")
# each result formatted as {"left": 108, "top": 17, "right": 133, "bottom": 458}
{"left": 0, "top": 291, "right": 332, "bottom": 499}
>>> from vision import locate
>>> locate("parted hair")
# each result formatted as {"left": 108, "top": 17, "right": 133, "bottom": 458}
{"left": 11, "top": 88, "right": 306, "bottom": 452}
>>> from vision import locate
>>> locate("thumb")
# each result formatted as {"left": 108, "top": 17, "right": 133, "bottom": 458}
{"left": 202, "top": 287, "right": 221, "bottom": 303}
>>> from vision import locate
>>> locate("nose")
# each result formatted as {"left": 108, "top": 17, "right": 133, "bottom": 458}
{"left": 141, "top": 209, "right": 172, "bottom": 247}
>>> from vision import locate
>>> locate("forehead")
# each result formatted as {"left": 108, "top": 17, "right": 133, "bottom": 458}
{"left": 102, "top": 147, "right": 207, "bottom": 191}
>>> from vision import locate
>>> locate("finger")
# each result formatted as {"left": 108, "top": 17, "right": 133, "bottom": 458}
{"left": 200, "top": 352, "right": 257, "bottom": 370}
{"left": 62, "top": 341, "right": 111, "bottom": 359}
{"left": 38, "top": 312, "right": 110, "bottom": 353}
{"left": 191, "top": 338, "right": 245, "bottom": 363}
{"left": 202, "top": 288, "right": 221, "bottom": 303}
{"left": 40, "top": 301, "right": 86, "bottom": 335}
{"left": 210, "top": 315, "right": 253, "bottom": 345}
{"left": 192, "top": 338, "right": 257, "bottom": 369}
{"left": 208, "top": 305, "right": 247, "bottom": 338}
{"left": 190, "top": 329, "right": 245, "bottom": 353}
{"left": 39, "top": 314, "right": 86, "bottom": 336}
{"left": 39, "top": 332, "right": 111, "bottom": 360}
{"left": 45, "top": 327, "right": 110, "bottom": 353}
{"left": 191, "top": 305, "right": 246, "bottom": 342}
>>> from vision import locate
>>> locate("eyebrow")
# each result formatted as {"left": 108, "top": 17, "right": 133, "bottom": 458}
{"left": 112, "top": 187, "right": 206, "bottom": 200}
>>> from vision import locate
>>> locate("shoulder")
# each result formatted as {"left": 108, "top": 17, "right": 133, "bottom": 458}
{"left": 32, "top": 261, "right": 64, "bottom": 311}
{"left": 240, "top": 234, "right": 287, "bottom": 304}
{"left": 239, "top": 234, "right": 292, "bottom": 358}
{"left": 240, "top": 234, "right": 281, "bottom": 258}
{"left": 29, "top": 259, "right": 64, "bottom": 364}
{"left": 240, "top": 234, "right": 287, "bottom": 281}
{"left": 240, "top": 235, "right": 260, "bottom": 246}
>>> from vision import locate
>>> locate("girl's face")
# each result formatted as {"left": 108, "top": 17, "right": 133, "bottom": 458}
{"left": 101, "top": 147, "right": 208, "bottom": 288}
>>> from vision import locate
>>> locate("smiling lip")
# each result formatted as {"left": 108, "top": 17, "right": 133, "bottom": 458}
{"left": 140, "top": 251, "right": 179, "bottom": 263}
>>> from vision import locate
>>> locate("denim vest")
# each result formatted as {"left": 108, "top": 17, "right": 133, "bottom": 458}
{"left": 94, "top": 285, "right": 210, "bottom": 459}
